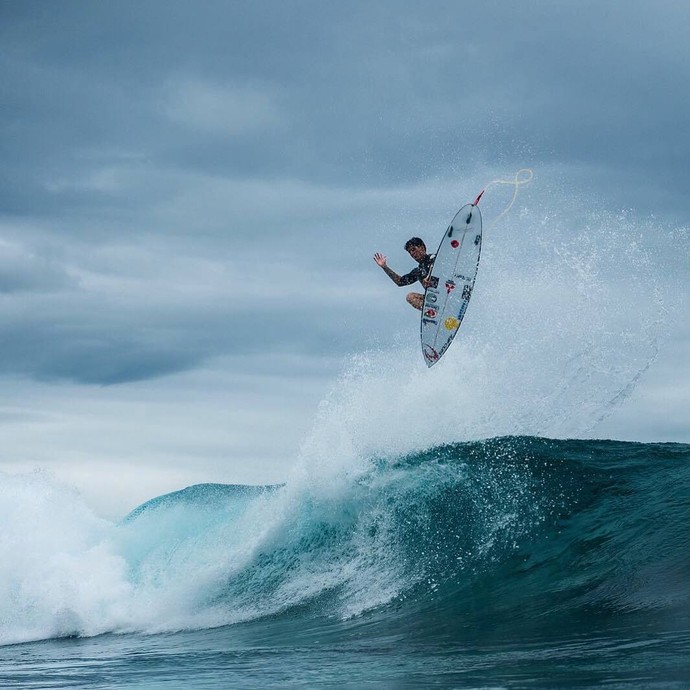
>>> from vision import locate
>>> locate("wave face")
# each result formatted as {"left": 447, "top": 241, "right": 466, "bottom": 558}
{"left": 2, "top": 437, "right": 689, "bottom": 646}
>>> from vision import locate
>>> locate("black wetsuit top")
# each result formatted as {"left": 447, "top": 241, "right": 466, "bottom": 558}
{"left": 399, "top": 254, "right": 435, "bottom": 287}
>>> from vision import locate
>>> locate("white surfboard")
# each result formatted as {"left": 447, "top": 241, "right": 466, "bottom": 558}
{"left": 421, "top": 203, "right": 482, "bottom": 367}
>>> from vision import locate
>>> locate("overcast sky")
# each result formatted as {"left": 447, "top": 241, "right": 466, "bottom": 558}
{"left": 1, "top": 0, "right": 689, "bottom": 516}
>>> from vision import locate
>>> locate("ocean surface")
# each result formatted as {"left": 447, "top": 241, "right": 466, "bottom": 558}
{"left": 2, "top": 436, "right": 690, "bottom": 688}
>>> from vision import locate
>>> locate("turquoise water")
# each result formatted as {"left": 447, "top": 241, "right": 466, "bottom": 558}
{"left": 2, "top": 437, "right": 690, "bottom": 687}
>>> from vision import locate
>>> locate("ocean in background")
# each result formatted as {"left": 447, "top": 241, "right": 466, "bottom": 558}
{"left": 1, "top": 436, "right": 690, "bottom": 688}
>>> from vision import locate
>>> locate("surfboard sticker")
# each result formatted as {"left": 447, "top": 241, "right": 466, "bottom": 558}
{"left": 421, "top": 203, "right": 482, "bottom": 367}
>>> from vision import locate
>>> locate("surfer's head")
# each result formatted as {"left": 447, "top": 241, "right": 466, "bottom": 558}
{"left": 405, "top": 237, "right": 426, "bottom": 261}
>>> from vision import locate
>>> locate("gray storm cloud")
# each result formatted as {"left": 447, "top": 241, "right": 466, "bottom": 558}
{"left": 0, "top": 1, "right": 688, "bottom": 514}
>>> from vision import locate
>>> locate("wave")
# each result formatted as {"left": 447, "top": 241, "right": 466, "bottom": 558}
{"left": 2, "top": 437, "right": 689, "bottom": 646}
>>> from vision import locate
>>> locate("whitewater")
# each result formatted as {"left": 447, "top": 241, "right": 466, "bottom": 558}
{"left": 1, "top": 181, "right": 689, "bottom": 687}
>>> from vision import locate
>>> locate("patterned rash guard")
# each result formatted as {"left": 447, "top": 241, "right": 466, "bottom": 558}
{"left": 399, "top": 254, "right": 435, "bottom": 287}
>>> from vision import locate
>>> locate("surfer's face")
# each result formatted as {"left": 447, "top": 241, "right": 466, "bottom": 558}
{"left": 407, "top": 244, "right": 426, "bottom": 261}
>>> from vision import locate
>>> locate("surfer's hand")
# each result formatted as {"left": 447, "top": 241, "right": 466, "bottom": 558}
{"left": 374, "top": 252, "right": 387, "bottom": 268}
{"left": 422, "top": 277, "right": 431, "bottom": 288}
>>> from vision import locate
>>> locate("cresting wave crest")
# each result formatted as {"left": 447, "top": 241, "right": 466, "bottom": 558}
{"left": 2, "top": 437, "right": 690, "bottom": 647}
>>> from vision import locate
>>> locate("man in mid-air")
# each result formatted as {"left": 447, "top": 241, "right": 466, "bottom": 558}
{"left": 373, "top": 237, "right": 435, "bottom": 311}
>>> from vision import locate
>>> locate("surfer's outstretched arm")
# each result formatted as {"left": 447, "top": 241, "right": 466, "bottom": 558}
{"left": 374, "top": 252, "right": 404, "bottom": 286}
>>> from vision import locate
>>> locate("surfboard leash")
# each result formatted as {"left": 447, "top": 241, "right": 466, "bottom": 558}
{"left": 471, "top": 168, "right": 533, "bottom": 229}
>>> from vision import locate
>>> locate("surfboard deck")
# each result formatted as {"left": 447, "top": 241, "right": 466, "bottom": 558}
{"left": 421, "top": 203, "right": 482, "bottom": 367}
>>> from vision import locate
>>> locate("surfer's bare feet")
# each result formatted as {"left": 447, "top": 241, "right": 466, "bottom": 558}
{"left": 407, "top": 292, "right": 424, "bottom": 310}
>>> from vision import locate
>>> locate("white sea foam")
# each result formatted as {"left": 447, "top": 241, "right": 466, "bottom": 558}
{"left": 0, "top": 472, "right": 132, "bottom": 644}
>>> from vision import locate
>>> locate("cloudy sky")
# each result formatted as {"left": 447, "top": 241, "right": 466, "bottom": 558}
{"left": 1, "top": 0, "right": 689, "bottom": 516}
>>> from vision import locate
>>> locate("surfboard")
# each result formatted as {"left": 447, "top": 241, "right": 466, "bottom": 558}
{"left": 421, "top": 203, "right": 482, "bottom": 367}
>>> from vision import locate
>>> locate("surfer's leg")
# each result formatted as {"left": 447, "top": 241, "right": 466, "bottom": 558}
{"left": 406, "top": 292, "right": 424, "bottom": 310}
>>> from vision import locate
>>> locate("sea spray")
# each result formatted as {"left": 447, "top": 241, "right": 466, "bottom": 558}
{"left": 0, "top": 471, "right": 131, "bottom": 644}
{"left": 344, "top": 187, "right": 677, "bottom": 456}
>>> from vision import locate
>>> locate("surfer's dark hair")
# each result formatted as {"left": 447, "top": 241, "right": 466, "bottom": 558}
{"left": 404, "top": 237, "right": 426, "bottom": 251}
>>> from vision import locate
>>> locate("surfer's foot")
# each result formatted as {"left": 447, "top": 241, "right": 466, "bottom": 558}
{"left": 407, "top": 292, "right": 424, "bottom": 310}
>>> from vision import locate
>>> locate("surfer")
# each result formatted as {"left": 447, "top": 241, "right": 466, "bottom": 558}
{"left": 373, "top": 237, "right": 434, "bottom": 311}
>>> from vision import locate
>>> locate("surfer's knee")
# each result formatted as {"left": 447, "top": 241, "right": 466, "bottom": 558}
{"left": 406, "top": 292, "right": 423, "bottom": 310}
